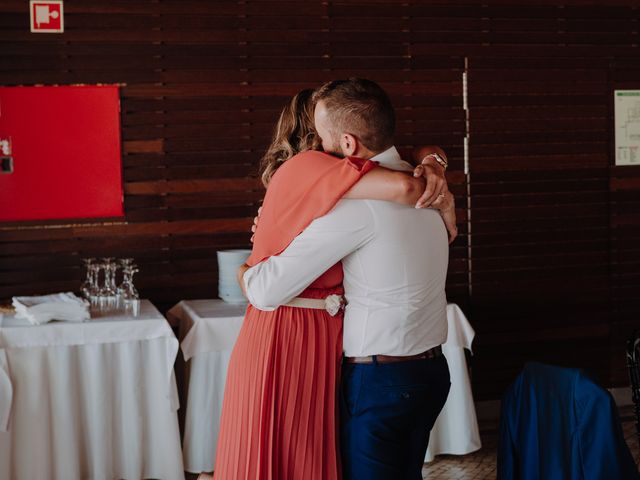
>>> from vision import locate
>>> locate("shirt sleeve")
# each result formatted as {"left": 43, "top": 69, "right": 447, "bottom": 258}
{"left": 244, "top": 200, "right": 375, "bottom": 310}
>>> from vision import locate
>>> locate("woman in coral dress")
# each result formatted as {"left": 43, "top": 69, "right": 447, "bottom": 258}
{"left": 210, "top": 89, "right": 454, "bottom": 480}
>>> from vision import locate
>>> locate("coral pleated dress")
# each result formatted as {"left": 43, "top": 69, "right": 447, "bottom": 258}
{"left": 213, "top": 151, "right": 376, "bottom": 480}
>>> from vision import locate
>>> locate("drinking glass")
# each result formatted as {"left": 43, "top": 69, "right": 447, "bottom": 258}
{"left": 80, "top": 258, "right": 96, "bottom": 299}
{"left": 121, "top": 266, "right": 140, "bottom": 316}
{"left": 99, "top": 258, "right": 118, "bottom": 311}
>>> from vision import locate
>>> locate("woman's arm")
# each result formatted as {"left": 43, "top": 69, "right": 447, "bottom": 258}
{"left": 413, "top": 146, "right": 449, "bottom": 208}
{"left": 414, "top": 145, "right": 448, "bottom": 166}
{"left": 343, "top": 166, "right": 458, "bottom": 242}
{"left": 343, "top": 167, "right": 425, "bottom": 206}
{"left": 342, "top": 143, "right": 458, "bottom": 241}
{"left": 344, "top": 160, "right": 445, "bottom": 207}
{"left": 344, "top": 146, "right": 449, "bottom": 207}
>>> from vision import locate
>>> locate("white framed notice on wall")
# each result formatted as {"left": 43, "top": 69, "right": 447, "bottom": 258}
{"left": 614, "top": 90, "right": 640, "bottom": 166}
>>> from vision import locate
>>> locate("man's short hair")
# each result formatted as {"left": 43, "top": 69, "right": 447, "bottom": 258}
{"left": 312, "top": 78, "right": 395, "bottom": 153}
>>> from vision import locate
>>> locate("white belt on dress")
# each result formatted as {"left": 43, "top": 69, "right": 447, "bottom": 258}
{"left": 284, "top": 294, "right": 345, "bottom": 316}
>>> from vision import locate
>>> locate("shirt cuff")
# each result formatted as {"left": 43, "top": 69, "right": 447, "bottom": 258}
{"left": 243, "top": 265, "right": 276, "bottom": 311}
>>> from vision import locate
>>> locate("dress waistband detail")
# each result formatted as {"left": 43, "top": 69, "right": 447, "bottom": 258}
{"left": 283, "top": 294, "right": 345, "bottom": 316}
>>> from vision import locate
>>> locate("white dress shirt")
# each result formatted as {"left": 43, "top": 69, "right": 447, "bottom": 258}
{"left": 244, "top": 147, "right": 449, "bottom": 357}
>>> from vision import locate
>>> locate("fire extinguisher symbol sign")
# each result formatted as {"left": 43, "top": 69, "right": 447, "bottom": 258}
{"left": 29, "top": 1, "right": 64, "bottom": 33}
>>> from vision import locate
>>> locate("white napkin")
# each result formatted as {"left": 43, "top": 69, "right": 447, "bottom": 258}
{"left": 12, "top": 292, "right": 90, "bottom": 325}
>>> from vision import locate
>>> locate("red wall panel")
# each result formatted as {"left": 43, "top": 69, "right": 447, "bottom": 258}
{"left": 0, "top": 85, "right": 123, "bottom": 222}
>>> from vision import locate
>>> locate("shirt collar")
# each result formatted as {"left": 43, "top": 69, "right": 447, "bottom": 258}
{"left": 370, "top": 146, "right": 413, "bottom": 172}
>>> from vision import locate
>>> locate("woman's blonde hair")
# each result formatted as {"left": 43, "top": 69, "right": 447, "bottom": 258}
{"left": 260, "top": 89, "right": 320, "bottom": 187}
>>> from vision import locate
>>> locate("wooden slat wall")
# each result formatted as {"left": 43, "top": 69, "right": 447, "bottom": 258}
{"left": 466, "top": 3, "right": 640, "bottom": 397}
{"left": 1, "top": 0, "right": 638, "bottom": 399}
{"left": 0, "top": 1, "right": 468, "bottom": 319}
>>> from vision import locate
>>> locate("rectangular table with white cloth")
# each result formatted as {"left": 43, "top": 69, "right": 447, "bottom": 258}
{"left": 168, "top": 299, "right": 481, "bottom": 473}
{"left": 0, "top": 300, "right": 184, "bottom": 480}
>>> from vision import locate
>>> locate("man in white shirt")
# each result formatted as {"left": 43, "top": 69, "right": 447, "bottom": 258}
{"left": 242, "top": 79, "right": 451, "bottom": 480}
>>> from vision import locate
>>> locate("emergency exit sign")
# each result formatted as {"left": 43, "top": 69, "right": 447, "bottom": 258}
{"left": 30, "top": 1, "right": 64, "bottom": 33}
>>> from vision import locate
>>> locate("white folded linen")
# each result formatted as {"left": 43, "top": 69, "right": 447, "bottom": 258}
{"left": 12, "top": 292, "right": 90, "bottom": 325}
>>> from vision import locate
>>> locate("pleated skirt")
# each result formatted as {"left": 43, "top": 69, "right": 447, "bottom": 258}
{"left": 213, "top": 303, "right": 343, "bottom": 480}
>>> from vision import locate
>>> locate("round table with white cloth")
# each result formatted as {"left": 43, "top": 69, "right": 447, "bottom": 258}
{"left": 0, "top": 300, "right": 184, "bottom": 480}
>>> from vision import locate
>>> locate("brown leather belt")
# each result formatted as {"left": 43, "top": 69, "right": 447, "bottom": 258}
{"left": 344, "top": 345, "right": 443, "bottom": 364}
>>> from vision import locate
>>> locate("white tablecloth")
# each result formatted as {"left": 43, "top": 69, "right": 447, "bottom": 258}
{"left": 168, "top": 300, "right": 481, "bottom": 473}
{"left": 0, "top": 300, "right": 184, "bottom": 480}
{"left": 425, "top": 303, "right": 482, "bottom": 461}
{"left": 167, "top": 300, "right": 246, "bottom": 473}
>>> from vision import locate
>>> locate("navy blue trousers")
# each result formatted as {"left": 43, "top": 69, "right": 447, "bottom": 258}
{"left": 340, "top": 354, "right": 451, "bottom": 480}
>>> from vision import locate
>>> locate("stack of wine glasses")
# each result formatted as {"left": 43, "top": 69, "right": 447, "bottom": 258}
{"left": 81, "top": 257, "right": 140, "bottom": 315}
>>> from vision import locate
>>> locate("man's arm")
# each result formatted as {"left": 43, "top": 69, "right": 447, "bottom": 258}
{"left": 242, "top": 201, "right": 374, "bottom": 310}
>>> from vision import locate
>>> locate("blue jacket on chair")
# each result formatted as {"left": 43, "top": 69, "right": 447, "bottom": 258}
{"left": 498, "top": 362, "right": 639, "bottom": 480}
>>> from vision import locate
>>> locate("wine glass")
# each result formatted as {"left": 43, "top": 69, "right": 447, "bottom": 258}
{"left": 98, "top": 258, "right": 118, "bottom": 311}
{"left": 80, "top": 258, "right": 96, "bottom": 299}
{"left": 121, "top": 266, "right": 140, "bottom": 316}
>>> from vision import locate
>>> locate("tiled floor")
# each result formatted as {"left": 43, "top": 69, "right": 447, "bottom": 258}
{"left": 186, "top": 407, "right": 640, "bottom": 480}
{"left": 421, "top": 428, "right": 499, "bottom": 479}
